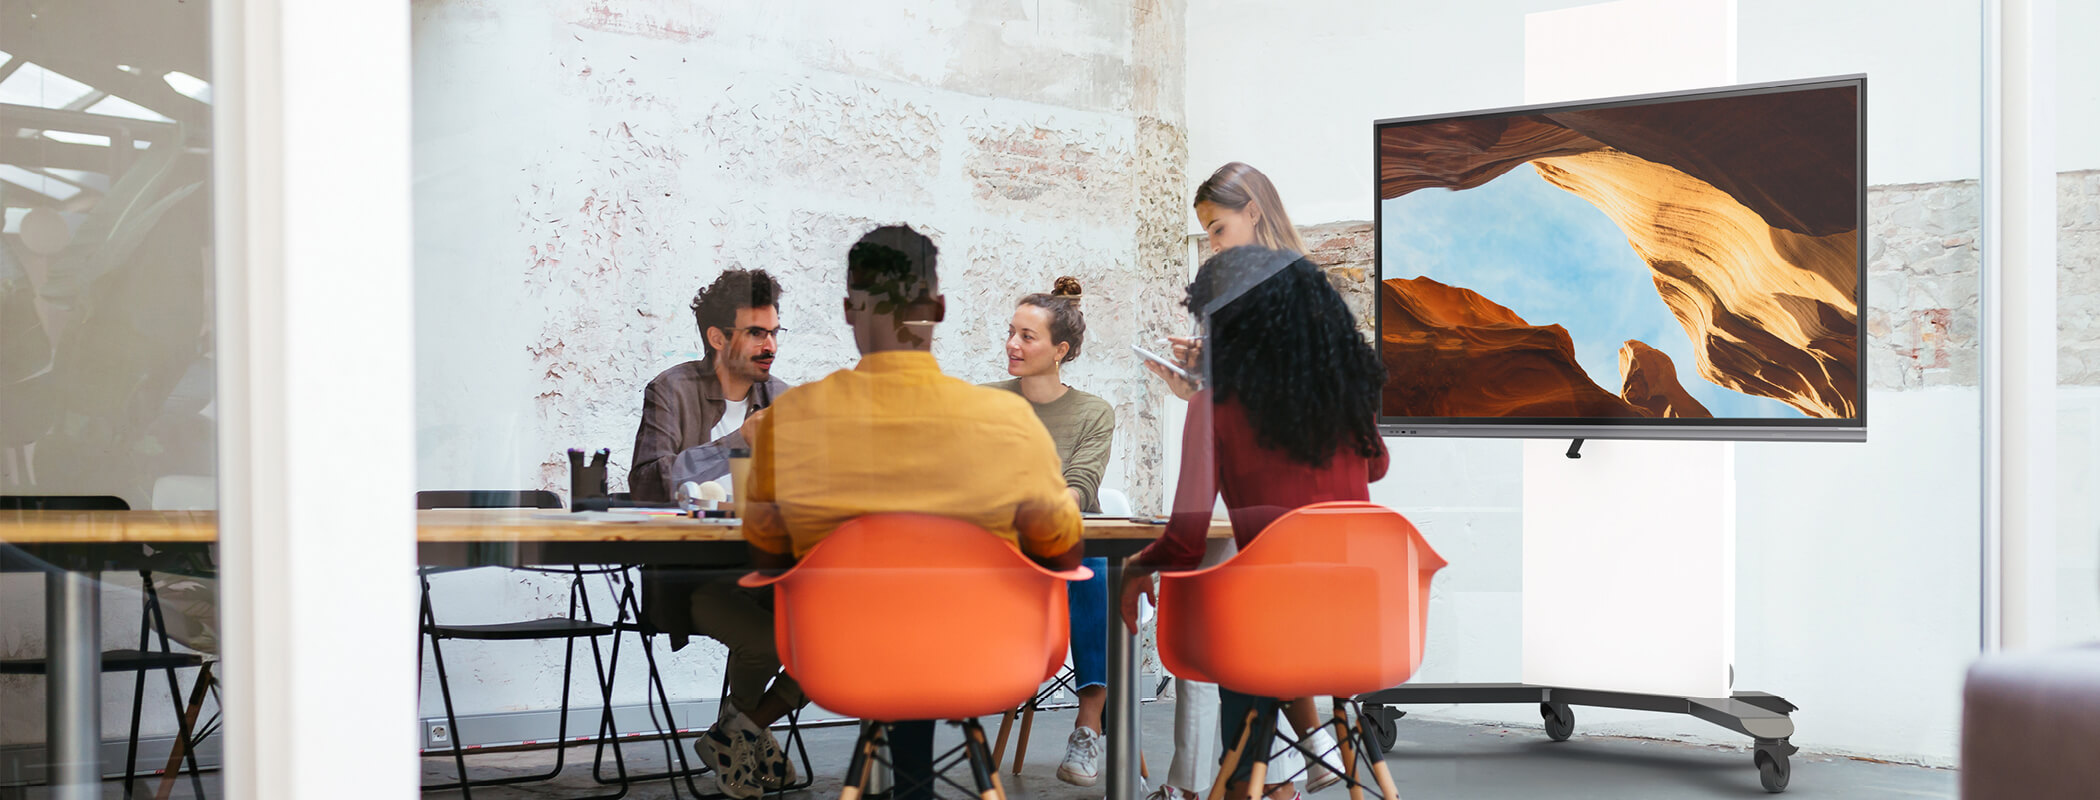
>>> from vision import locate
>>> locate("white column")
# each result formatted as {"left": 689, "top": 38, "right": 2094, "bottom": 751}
{"left": 213, "top": 2, "right": 419, "bottom": 799}
{"left": 1983, "top": 0, "right": 2059, "bottom": 651}
{"left": 1518, "top": 0, "right": 1738, "bottom": 699}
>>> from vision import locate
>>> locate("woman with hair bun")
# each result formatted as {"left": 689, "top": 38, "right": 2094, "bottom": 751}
{"left": 985, "top": 276, "right": 1118, "bottom": 786}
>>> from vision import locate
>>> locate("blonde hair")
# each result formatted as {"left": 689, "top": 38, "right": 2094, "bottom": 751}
{"left": 1194, "top": 162, "right": 1306, "bottom": 254}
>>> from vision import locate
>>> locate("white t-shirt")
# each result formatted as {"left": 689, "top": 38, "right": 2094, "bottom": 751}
{"left": 709, "top": 396, "right": 749, "bottom": 493}
{"left": 711, "top": 395, "right": 749, "bottom": 444}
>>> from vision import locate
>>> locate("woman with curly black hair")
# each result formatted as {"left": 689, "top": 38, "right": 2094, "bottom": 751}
{"left": 1121, "top": 245, "right": 1390, "bottom": 800}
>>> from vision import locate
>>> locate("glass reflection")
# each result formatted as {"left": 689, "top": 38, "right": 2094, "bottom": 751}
{"left": 2, "top": 1, "right": 220, "bottom": 796}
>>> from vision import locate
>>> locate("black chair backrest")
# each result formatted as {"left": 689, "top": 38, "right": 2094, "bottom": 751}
{"left": 416, "top": 490, "right": 562, "bottom": 510}
{"left": 0, "top": 495, "right": 131, "bottom": 511}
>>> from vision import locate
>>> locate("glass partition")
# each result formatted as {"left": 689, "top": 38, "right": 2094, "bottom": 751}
{"left": 407, "top": 1, "right": 1994, "bottom": 796}
{"left": 2056, "top": 0, "right": 2100, "bottom": 646}
{"left": 410, "top": 3, "right": 1186, "bottom": 796}
{"left": 1, "top": 1, "right": 223, "bottom": 795}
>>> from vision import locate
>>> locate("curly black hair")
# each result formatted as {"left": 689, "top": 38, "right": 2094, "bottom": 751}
{"left": 1186, "top": 246, "right": 1386, "bottom": 466}
{"left": 690, "top": 268, "right": 783, "bottom": 357}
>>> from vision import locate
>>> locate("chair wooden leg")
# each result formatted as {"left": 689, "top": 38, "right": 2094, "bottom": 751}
{"left": 841, "top": 723, "right": 879, "bottom": 800}
{"left": 1333, "top": 705, "right": 1362, "bottom": 800}
{"left": 991, "top": 708, "right": 1017, "bottom": 770}
{"left": 1010, "top": 702, "right": 1037, "bottom": 775}
{"left": 962, "top": 719, "right": 1003, "bottom": 800}
{"left": 155, "top": 663, "right": 214, "bottom": 800}
{"left": 1206, "top": 708, "right": 1259, "bottom": 800}
{"left": 1353, "top": 711, "right": 1399, "bottom": 800}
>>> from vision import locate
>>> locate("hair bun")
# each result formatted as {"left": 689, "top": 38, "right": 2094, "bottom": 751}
{"left": 1052, "top": 276, "right": 1083, "bottom": 297}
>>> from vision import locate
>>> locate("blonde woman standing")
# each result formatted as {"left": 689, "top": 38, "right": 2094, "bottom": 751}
{"left": 1143, "top": 162, "right": 1344, "bottom": 800}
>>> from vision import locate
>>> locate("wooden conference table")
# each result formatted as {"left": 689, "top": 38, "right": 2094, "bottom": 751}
{"left": 4, "top": 509, "right": 1222, "bottom": 800}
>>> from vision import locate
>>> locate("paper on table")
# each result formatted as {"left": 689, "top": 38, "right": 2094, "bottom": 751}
{"left": 527, "top": 510, "right": 742, "bottom": 525}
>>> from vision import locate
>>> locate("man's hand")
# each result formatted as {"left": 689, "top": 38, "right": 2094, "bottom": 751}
{"left": 1118, "top": 556, "right": 1156, "bottom": 634}
{"left": 738, "top": 407, "right": 770, "bottom": 445}
{"left": 1035, "top": 542, "right": 1083, "bottom": 573}
{"left": 748, "top": 543, "right": 795, "bottom": 575}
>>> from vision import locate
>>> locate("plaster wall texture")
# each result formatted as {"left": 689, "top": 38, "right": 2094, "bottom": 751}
{"left": 2060, "top": 170, "right": 2100, "bottom": 386}
{"left": 410, "top": 0, "right": 1187, "bottom": 719}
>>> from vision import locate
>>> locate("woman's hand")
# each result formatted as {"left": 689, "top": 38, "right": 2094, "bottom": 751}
{"left": 1144, "top": 335, "right": 1204, "bottom": 400}
{"left": 1118, "top": 556, "right": 1156, "bottom": 633}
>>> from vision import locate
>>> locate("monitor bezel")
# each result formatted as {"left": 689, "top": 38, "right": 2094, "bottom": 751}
{"left": 1372, "top": 74, "right": 1869, "bottom": 443}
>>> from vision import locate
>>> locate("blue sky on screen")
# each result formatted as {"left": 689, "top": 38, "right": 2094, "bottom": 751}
{"left": 1378, "top": 164, "right": 1799, "bottom": 419}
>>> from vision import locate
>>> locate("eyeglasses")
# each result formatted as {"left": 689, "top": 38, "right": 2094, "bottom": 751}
{"left": 722, "top": 325, "right": 786, "bottom": 343}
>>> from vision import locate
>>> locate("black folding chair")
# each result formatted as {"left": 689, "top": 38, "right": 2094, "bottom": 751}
{"left": 0, "top": 495, "right": 217, "bottom": 799}
{"left": 415, "top": 490, "right": 629, "bottom": 799}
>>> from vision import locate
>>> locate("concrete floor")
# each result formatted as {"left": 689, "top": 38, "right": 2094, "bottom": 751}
{"left": 411, "top": 703, "right": 1956, "bottom": 800}
{"left": 4, "top": 702, "right": 1956, "bottom": 798}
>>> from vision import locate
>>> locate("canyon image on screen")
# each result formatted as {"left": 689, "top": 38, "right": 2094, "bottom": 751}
{"left": 1376, "top": 80, "right": 1862, "bottom": 431}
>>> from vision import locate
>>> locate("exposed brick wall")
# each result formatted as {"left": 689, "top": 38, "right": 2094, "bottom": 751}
{"left": 1299, "top": 220, "right": 1377, "bottom": 338}
{"left": 1866, "top": 180, "right": 1982, "bottom": 389}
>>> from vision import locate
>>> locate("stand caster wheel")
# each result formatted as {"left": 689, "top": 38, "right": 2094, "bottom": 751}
{"left": 1364, "top": 705, "right": 1403, "bottom": 753}
{"left": 1541, "top": 702, "right": 1574, "bottom": 742}
{"left": 1754, "top": 749, "right": 1790, "bottom": 793}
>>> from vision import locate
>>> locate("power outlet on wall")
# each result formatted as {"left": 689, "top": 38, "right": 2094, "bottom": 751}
{"left": 427, "top": 722, "right": 451, "bottom": 746}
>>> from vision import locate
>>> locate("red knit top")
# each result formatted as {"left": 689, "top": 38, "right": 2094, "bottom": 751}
{"left": 1132, "top": 391, "right": 1390, "bottom": 571}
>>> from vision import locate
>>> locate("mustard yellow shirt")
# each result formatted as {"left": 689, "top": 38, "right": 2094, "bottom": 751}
{"left": 742, "top": 350, "right": 1083, "bottom": 560}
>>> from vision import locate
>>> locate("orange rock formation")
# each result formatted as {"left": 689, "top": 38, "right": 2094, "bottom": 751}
{"left": 1532, "top": 150, "right": 1858, "bottom": 418}
{"left": 1618, "top": 340, "right": 1711, "bottom": 418}
{"left": 1379, "top": 276, "right": 1646, "bottom": 418}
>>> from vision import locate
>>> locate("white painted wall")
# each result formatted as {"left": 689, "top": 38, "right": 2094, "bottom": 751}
{"left": 2059, "top": 0, "right": 2100, "bottom": 172}
{"left": 1186, "top": 0, "right": 1990, "bottom": 235}
{"left": 1186, "top": 0, "right": 1589, "bottom": 229}
{"left": 2055, "top": 387, "right": 2100, "bottom": 643}
{"left": 1188, "top": 0, "right": 1986, "bottom": 764}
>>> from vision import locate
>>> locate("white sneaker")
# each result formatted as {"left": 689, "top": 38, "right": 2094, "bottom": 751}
{"left": 1056, "top": 726, "right": 1105, "bottom": 786}
{"left": 1303, "top": 727, "right": 1342, "bottom": 793}
{"left": 1145, "top": 784, "right": 1199, "bottom": 800}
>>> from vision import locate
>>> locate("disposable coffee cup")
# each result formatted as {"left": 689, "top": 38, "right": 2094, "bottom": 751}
{"left": 727, "top": 448, "right": 753, "bottom": 518}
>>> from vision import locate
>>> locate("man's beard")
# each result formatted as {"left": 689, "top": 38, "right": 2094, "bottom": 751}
{"left": 729, "top": 353, "right": 773, "bottom": 382}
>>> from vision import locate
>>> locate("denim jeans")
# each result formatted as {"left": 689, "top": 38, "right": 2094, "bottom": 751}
{"left": 1069, "top": 556, "right": 1110, "bottom": 690}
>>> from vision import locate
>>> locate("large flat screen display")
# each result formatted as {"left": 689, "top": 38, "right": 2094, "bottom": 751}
{"left": 1374, "top": 76, "right": 1865, "bottom": 442}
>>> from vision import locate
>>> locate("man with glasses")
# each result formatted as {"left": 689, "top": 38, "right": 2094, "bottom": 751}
{"left": 631, "top": 267, "right": 801, "bottom": 800}
{"left": 632, "top": 268, "right": 791, "bottom": 502}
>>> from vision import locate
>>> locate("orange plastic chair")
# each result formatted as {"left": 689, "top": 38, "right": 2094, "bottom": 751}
{"left": 739, "top": 513, "right": 1092, "bottom": 800}
{"left": 1155, "top": 501, "right": 1446, "bottom": 800}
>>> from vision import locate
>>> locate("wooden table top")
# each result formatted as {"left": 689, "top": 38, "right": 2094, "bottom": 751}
{"left": 2, "top": 509, "right": 1211, "bottom": 545}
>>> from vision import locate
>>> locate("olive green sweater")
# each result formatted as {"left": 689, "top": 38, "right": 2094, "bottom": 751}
{"left": 983, "top": 380, "right": 1115, "bottom": 513}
